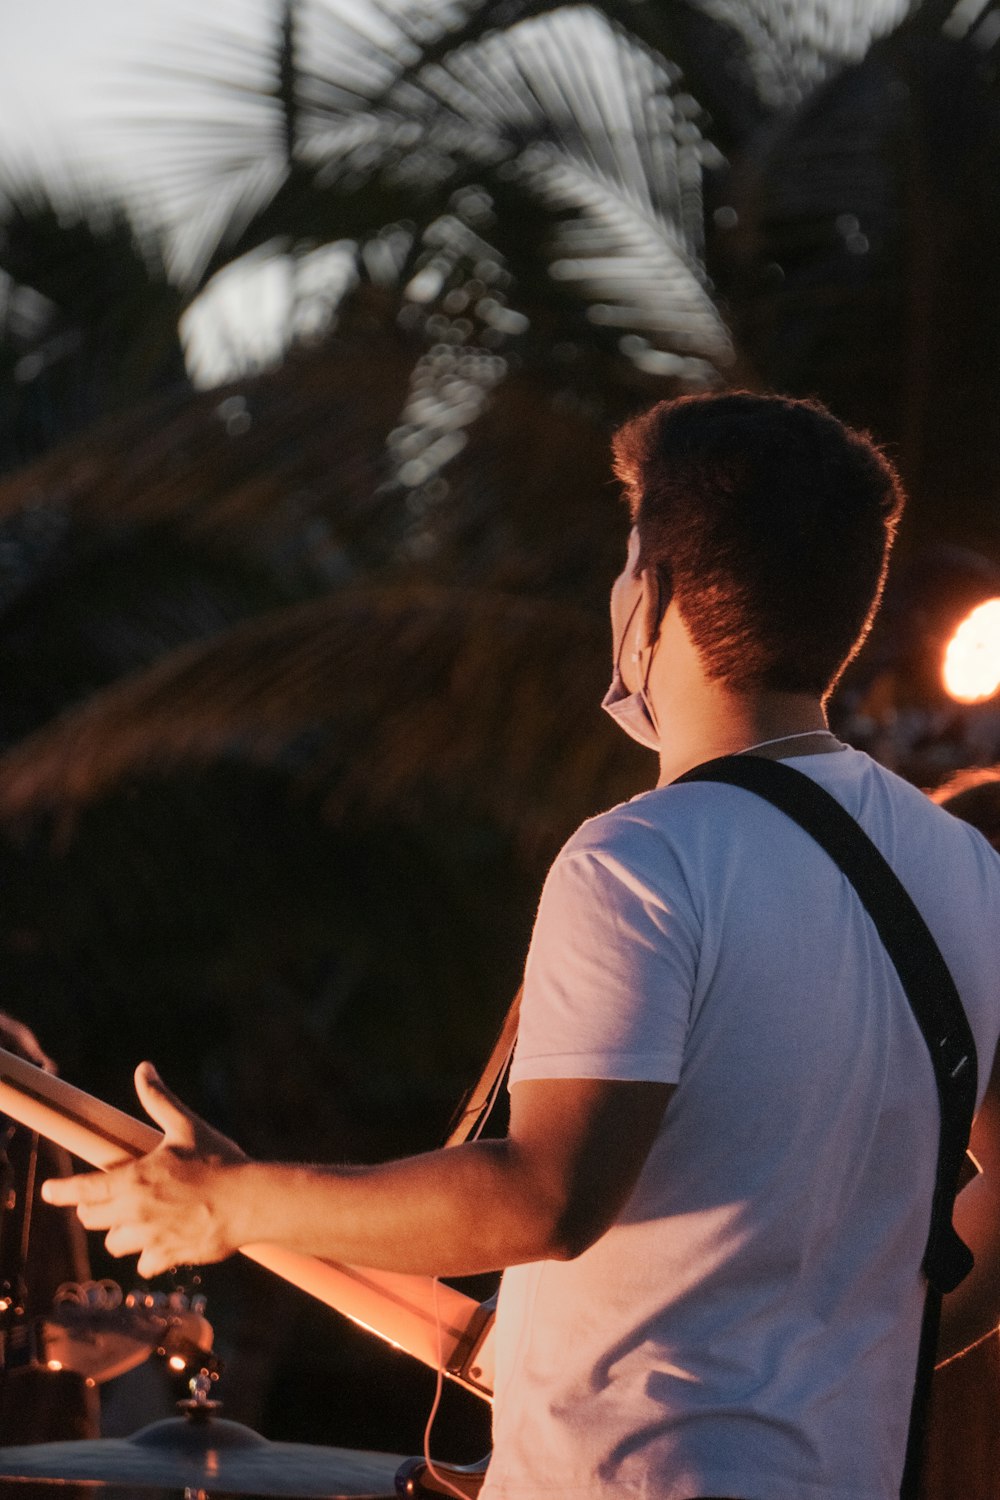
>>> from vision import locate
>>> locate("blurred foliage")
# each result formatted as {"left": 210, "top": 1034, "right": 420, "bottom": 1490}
{"left": 714, "top": 12, "right": 1000, "bottom": 552}
{"left": 1, "top": 0, "right": 1000, "bottom": 1450}
{"left": 0, "top": 184, "right": 188, "bottom": 470}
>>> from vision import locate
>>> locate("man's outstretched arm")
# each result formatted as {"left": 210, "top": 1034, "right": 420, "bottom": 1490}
{"left": 42, "top": 1063, "right": 673, "bottom": 1280}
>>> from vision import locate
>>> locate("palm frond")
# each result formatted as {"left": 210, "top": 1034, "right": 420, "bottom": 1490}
{"left": 0, "top": 286, "right": 418, "bottom": 577}
{"left": 712, "top": 17, "right": 1000, "bottom": 553}
{"left": 428, "top": 9, "right": 732, "bottom": 366}
{"left": 672, "top": 0, "right": 912, "bottom": 112}
{"left": 174, "top": 4, "right": 732, "bottom": 378}
{"left": 0, "top": 586, "right": 646, "bottom": 855}
{"left": 0, "top": 519, "right": 291, "bottom": 748}
{"left": 0, "top": 179, "right": 187, "bottom": 468}
{"left": 129, "top": 0, "right": 469, "bottom": 277}
{"left": 0, "top": 274, "right": 653, "bottom": 604}
{"left": 907, "top": 0, "right": 995, "bottom": 36}
{"left": 384, "top": 342, "right": 647, "bottom": 593}
{"left": 315, "top": 0, "right": 911, "bottom": 150}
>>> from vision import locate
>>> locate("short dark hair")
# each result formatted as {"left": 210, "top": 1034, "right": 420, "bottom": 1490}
{"left": 611, "top": 391, "right": 906, "bottom": 697}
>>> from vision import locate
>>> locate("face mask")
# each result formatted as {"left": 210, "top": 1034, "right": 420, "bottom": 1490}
{"left": 601, "top": 593, "right": 661, "bottom": 751}
{"left": 601, "top": 671, "right": 660, "bottom": 751}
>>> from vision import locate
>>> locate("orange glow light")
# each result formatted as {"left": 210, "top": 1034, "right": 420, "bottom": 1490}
{"left": 943, "top": 598, "right": 1000, "bottom": 703}
{"left": 168, "top": 1355, "right": 187, "bottom": 1372}
{"left": 46, "top": 1360, "right": 63, "bottom": 1372}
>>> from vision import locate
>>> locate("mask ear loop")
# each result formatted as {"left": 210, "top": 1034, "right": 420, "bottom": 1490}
{"left": 639, "top": 572, "right": 665, "bottom": 732}
{"left": 616, "top": 594, "right": 644, "bottom": 674}
{"left": 620, "top": 564, "right": 667, "bottom": 673}
{"left": 642, "top": 574, "right": 663, "bottom": 682}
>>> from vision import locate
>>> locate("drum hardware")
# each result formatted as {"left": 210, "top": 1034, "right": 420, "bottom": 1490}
{"left": 178, "top": 1367, "right": 223, "bottom": 1419}
{"left": 1, "top": 1278, "right": 216, "bottom": 1388}
{"left": 0, "top": 1369, "right": 407, "bottom": 1497}
{"left": 0, "top": 1296, "right": 38, "bottom": 1374}
{"left": 0, "top": 1123, "right": 38, "bottom": 1375}
{"left": 394, "top": 1454, "right": 490, "bottom": 1500}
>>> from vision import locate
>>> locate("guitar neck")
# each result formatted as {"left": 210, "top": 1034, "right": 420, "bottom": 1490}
{"left": 0, "top": 1048, "right": 494, "bottom": 1400}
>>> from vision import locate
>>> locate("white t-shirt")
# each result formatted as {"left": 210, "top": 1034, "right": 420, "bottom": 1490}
{"left": 482, "top": 748, "right": 1000, "bottom": 1500}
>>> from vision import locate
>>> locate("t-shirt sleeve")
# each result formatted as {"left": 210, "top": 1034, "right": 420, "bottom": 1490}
{"left": 509, "top": 833, "right": 699, "bottom": 1087}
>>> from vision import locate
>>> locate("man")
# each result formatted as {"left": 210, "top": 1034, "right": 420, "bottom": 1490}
{"left": 44, "top": 393, "right": 1000, "bottom": 1500}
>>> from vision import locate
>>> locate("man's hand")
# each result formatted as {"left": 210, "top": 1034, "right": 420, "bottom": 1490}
{"left": 0, "top": 1012, "right": 56, "bottom": 1072}
{"left": 41, "top": 1063, "right": 248, "bottom": 1279}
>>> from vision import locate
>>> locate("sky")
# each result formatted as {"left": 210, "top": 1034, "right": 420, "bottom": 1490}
{"left": 0, "top": 0, "right": 923, "bottom": 386}
{"left": 0, "top": 1, "right": 271, "bottom": 210}
{"left": 0, "top": 0, "right": 297, "bottom": 384}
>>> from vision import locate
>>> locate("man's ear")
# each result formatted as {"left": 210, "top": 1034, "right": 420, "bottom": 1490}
{"left": 638, "top": 568, "right": 666, "bottom": 650}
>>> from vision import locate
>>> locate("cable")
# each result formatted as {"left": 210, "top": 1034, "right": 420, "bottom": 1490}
{"left": 420, "top": 1276, "right": 471, "bottom": 1500}
{"left": 421, "top": 1032, "right": 513, "bottom": 1498}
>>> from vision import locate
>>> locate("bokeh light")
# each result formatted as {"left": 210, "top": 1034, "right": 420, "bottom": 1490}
{"left": 942, "top": 598, "right": 1000, "bottom": 703}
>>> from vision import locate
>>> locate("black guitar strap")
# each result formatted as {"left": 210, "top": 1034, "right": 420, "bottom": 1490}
{"left": 675, "top": 753, "right": 978, "bottom": 1500}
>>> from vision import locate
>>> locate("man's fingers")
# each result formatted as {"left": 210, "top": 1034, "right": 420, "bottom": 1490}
{"left": 39, "top": 1176, "right": 75, "bottom": 1206}
{"left": 136, "top": 1246, "right": 174, "bottom": 1280}
{"left": 76, "top": 1197, "right": 122, "bottom": 1231}
{"left": 41, "top": 1170, "right": 111, "bottom": 1208}
{"left": 104, "top": 1223, "right": 147, "bottom": 1259}
{"left": 134, "top": 1062, "right": 196, "bottom": 1145}
{"left": 40, "top": 1092, "right": 224, "bottom": 1277}
{"left": 0, "top": 1013, "right": 56, "bottom": 1072}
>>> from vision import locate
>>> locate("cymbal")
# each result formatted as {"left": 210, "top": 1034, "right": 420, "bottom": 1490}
{"left": 0, "top": 1412, "right": 406, "bottom": 1497}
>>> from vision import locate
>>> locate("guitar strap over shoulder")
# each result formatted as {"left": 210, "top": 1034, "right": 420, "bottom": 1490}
{"left": 675, "top": 753, "right": 978, "bottom": 1500}
{"left": 445, "top": 987, "right": 522, "bottom": 1149}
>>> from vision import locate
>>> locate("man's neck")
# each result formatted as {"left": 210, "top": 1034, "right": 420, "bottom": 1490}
{"left": 654, "top": 692, "right": 831, "bottom": 787}
{"left": 642, "top": 605, "right": 834, "bottom": 787}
